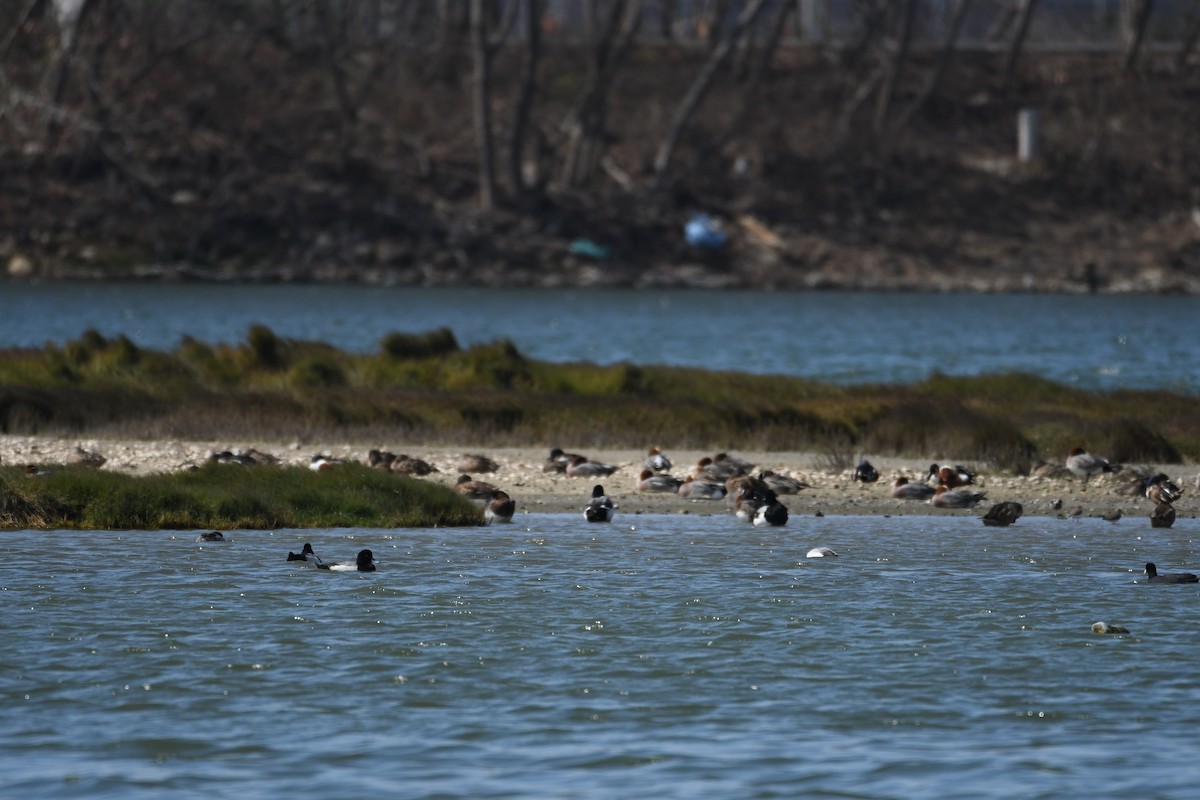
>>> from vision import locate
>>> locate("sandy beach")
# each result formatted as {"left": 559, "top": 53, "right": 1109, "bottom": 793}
{"left": 4, "top": 434, "right": 1196, "bottom": 523}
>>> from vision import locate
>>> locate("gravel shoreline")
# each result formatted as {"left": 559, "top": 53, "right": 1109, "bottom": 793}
{"left": 3, "top": 435, "right": 1195, "bottom": 523}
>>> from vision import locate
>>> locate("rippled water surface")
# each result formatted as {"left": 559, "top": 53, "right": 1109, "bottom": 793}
{"left": 3, "top": 284, "right": 1197, "bottom": 389}
{"left": 4, "top": 515, "right": 1200, "bottom": 798}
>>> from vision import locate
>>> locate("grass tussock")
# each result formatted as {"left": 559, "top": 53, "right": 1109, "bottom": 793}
{"left": 0, "top": 462, "right": 483, "bottom": 531}
{"left": 0, "top": 329, "right": 1197, "bottom": 471}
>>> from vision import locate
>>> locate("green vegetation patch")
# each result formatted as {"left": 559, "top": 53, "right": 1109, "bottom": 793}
{"left": 0, "top": 462, "right": 483, "bottom": 531}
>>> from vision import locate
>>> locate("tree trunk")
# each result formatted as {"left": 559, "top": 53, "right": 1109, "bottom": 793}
{"left": 1123, "top": 0, "right": 1155, "bottom": 72}
{"left": 874, "top": 0, "right": 918, "bottom": 133}
{"left": 652, "top": 0, "right": 771, "bottom": 184}
{"left": 1179, "top": 10, "right": 1200, "bottom": 70}
{"left": 506, "top": 0, "right": 542, "bottom": 201}
{"left": 1003, "top": 0, "right": 1039, "bottom": 91}
{"left": 558, "top": 0, "right": 642, "bottom": 189}
{"left": 470, "top": 0, "right": 496, "bottom": 211}
{"left": 898, "top": 0, "right": 972, "bottom": 126}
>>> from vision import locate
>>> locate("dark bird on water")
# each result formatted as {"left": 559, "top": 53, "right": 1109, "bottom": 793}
{"left": 1143, "top": 562, "right": 1198, "bottom": 584}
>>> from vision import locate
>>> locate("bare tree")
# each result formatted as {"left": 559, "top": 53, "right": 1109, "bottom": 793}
{"left": 506, "top": 0, "right": 543, "bottom": 203}
{"left": 651, "top": 0, "right": 771, "bottom": 185}
{"left": 897, "top": 0, "right": 972, "bottom": 126}
{"left": 1122, "top": 0, "right": 1155, "bottom": 72}
{"left": 1003, "top": 0, "right": 1039, "bottom": 90}
{"left": 1179, "top": 10, "right": 1200, "bottom": 69}
{"left": 558, "top": 0, "right": 643, "bottom": 189}
{"left": 873, "top": 0, "right": 918, "bottom": 133}
{"left": 469, "top": 0, "right": 518, "bottom": 211}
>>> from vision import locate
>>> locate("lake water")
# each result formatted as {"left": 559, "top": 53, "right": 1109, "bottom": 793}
{"left": 2, "top": 283, "right": 1198, "bottom": 390}
{"left": 3, "top": 515, "right": 1200, "bottom": 798}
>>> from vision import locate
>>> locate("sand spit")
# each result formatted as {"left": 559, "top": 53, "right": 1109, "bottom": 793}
{"left": 2, "top": 435, "right": 1196, "bottom": 522}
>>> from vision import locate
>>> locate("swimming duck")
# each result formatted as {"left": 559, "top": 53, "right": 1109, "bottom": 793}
{"left": 68, "top": 446, "right": 106, "bottom": 469}
{"left": 543, "top": 448, "right": 585, "bottom": 473}
{"left": 1143, "top": 473, "right": 1183, "bottom": 505}
{"left": 1065, "top": 447, "right": 1115, "bottom": 482}
{"left": 753, "top": 499, "right": 789, "bottom": 527}
{"left": 1101, "top": 508, "right": 1123, "bottom": 522}
{"left": 806, "top": 547, "right": 837, "bottom": 558}
{"left": 931, "top": 486, "right": 987, "bottom": 508}
{"left": 456, "top": 454, "right": 499, "bottom": 474}
{"left": 1091, "top": 622, "right": 1130, "bottom": 634}
{"left": 981, "top": 501, "right": 1024, "bottom": 527}
{"left": 1143, "top": 562, "right": 1198, "bottom": 584}
{"left": 584, "top": 485, "right": 615, "bottom": 523}
{"left": 391, "top": 454, "right": 438, "bottom": 476}
{"left": 758, "top": 470, "right": 809, "bottom": 495}
{"left": 677, "top": 476, "right": 727, "bottom": 500}
{"left": 853, "top": 459, "right": 880, "bottom": 483}
{"left": 317, "top": 549, "right": 377, "bottom": 572}
{"left": 891, "top": 477, "right": 935, "bottom": 501}
{"left": 928, "top": 463, "right": 975, "bottom": 488}
{"left": 1150, "top": 502, "right": 1176, "bottom": 529}
{"left": 566, "top": 456, "right": 618, "bottom": 478}
{"left": 287, "top": 542, "right": 323, "bottom": 564}
{"left": 196, "top": 531, "right": 225, "bottom": 542}
{"left": 644, "top": 447, "right": 672, "bottom": 472}
{"left": 485, "top": 490, "right": 516, "bottom": 524}
{"left": 455, "top": 474, "right": 498, "bottom": 500}
{"left": 637, "top": 469, "right": 683, "bottom": 493}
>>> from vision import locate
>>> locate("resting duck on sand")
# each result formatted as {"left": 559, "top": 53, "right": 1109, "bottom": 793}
{"left": 566, "top": 456, "right": 618, "bottom": 478}
{"left": 891, "top": 477, "right": 934, "bottom": 501}
{"left": 1065, "top": 447, "right": 1115, "bottom": 482}
{"left": 930, "top": 486, "right": 987, "bottom": 508}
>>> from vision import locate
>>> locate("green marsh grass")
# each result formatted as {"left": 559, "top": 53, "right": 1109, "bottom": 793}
{"left": 0, "top": 462, "right": 483, "bottom": 530}
{"left": 0, "top": 327, "right": 1197, "bottom": 470}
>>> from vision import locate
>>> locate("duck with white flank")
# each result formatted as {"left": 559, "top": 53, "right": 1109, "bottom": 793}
{"left": 1143, "top": 562, "right": 1198, "bottom": 584}
{"left": 584, "top": 485, "right": 615, "bottom": 523}
{"left": 566, "top": 456, "right": 618, "bottom": 478}
{"left": 931, "top": 486, "right": 987, "bottom": 508}
{"left": 753, "top": 496, "right": 789, "bottom": 527}
{"left": 288, "top": 542, "right": 322, "bottom": 564}
{"left": 891, "top": 477, "right": 935, "bottom": 501}
{"left": 1144, "top": 473, "right": 1183, "bottom": 505}
{"left": 807, "top": 547, "right": 837, "bottom": 558}
{"left": 928, "top": 463, "right": 976, "bottom": 488}
{"left": 309, "top": 454, "right": 346, "bottom": 471}
{"left": 644, "top": 447, "right": 672, "bottom": 472}
{"left": 852, "top": 459, "right": 880, "bottom": 483}
{"left": 485, "top": 490, "right": 516, "bottom": 524}
{"left": 981, "top": 501, "right": 1023, "bottom": 527}
{"left": 637, "top": 469, "right": 683, "bottom": 493}
{"left": 318, "top": 549, "right": 377, "bottom": 572}
{"left": 1065, "top": 447, "right": 1116, "bottom": 482}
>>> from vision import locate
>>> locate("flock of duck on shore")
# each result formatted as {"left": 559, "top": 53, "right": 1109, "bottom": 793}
{"left": 14, "top": 439, "right": 1196, "bottom": 586}
{"left": 219, "top": 440, "right": 1198, "bottom": 589}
